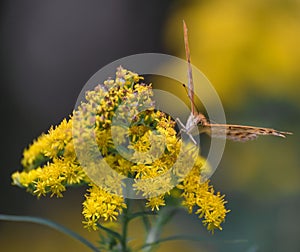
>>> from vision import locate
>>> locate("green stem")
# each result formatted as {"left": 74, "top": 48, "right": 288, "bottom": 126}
{"left": 120, "top": 199, "right": 130, "bottom": 252}
{"left": 143, "top": 207, "right": 177, "bottom": 252}
{"left": 0, "top": 214, "right": 99, "bottom": 252}
{"left": 141, "top": 235, "right": 249, "bottom": 249}
{"left": 97, "top": 223, "right": 122, "bottom": 241}
{"left": 138, "top": 200, "right": 151, "bottom": 231}
{"left": 141, "top": 235, "right": 204, "bottom": 249}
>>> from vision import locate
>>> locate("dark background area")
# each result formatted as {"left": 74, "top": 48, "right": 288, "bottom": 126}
{"left": 1, "top": 1, "right": 299, "bottom": 251}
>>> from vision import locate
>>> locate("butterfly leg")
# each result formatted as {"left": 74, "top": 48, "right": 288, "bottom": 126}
{"left": 175, "top": 118, "right": 186, "bottom": 142}
{"left": 175, "top": 118, "right": 197, "bottom": 145}
{"left": 175, "top": 117, "right": 186, "bottom": 129}
{"left": 187, "top": 133, "right": 197, "bottom": 145}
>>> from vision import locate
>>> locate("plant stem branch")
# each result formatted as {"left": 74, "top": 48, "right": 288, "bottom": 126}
{"left": 143, "top": 207, "right": 177, "bottom": 252}
{"left": 120, "top": 198, "right": 130, "bottom": 252}
{"left": 0, "top": 214, "right": 99, "bottom": 252}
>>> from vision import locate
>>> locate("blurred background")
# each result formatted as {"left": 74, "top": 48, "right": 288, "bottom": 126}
{"left": 1, "top": 0, "right": 299, "bottom": 251}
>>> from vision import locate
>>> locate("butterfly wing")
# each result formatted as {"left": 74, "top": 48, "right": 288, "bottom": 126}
{"left": 183, "top": 20, "right": 196, "bottom": 116}
{"left": 200, "top": 123, "right": 292, "bottom": 142}
{"left": 181, "top": 21, "right": 292, "bottom": 143}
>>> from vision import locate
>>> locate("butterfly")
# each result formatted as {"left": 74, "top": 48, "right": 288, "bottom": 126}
{"left": 176, "top": 21, "right": 292, "bottom": 144}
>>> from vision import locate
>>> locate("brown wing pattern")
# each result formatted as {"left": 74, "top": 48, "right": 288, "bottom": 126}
{"left": 182, "top": 21, "right": 292, "bottom": 143}
{"left": 201, "top": 123, "right": 292, "bottom": 142}
{"left": 183, "top": 20, "right": 196, "bottom": 116}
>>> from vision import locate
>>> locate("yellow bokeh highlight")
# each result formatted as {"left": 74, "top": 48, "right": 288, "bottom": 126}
{"left": 165, "top": 0, "right": 300, "bottom": 107}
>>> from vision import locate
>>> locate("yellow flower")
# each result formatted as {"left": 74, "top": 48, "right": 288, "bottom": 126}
{"left": 146, "top": 196, "right": 166, "bottom": 211}
{"left": 178, "top": 163, "right": 229, "bottom": 233}
{"left": 11, "top": 67, "right": 229, "bottom": 233}
{"left": 82, "top": 184, "right": 126, "bottom": 230}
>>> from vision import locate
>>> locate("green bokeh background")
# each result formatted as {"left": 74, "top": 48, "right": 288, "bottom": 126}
{"left": 1, "top": 1, "right": 299, "bottom": 251}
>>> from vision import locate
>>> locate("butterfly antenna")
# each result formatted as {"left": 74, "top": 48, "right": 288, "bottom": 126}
{"left": 183, "top": 20, "right": 195, "bottom": 115}
{"left": 182, "top": 83, "right": 199, "bottom": 113}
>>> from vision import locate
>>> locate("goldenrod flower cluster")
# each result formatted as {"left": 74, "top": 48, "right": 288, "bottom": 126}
{"left": 11, "top": 67, "right": 229, "bottom": 232}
